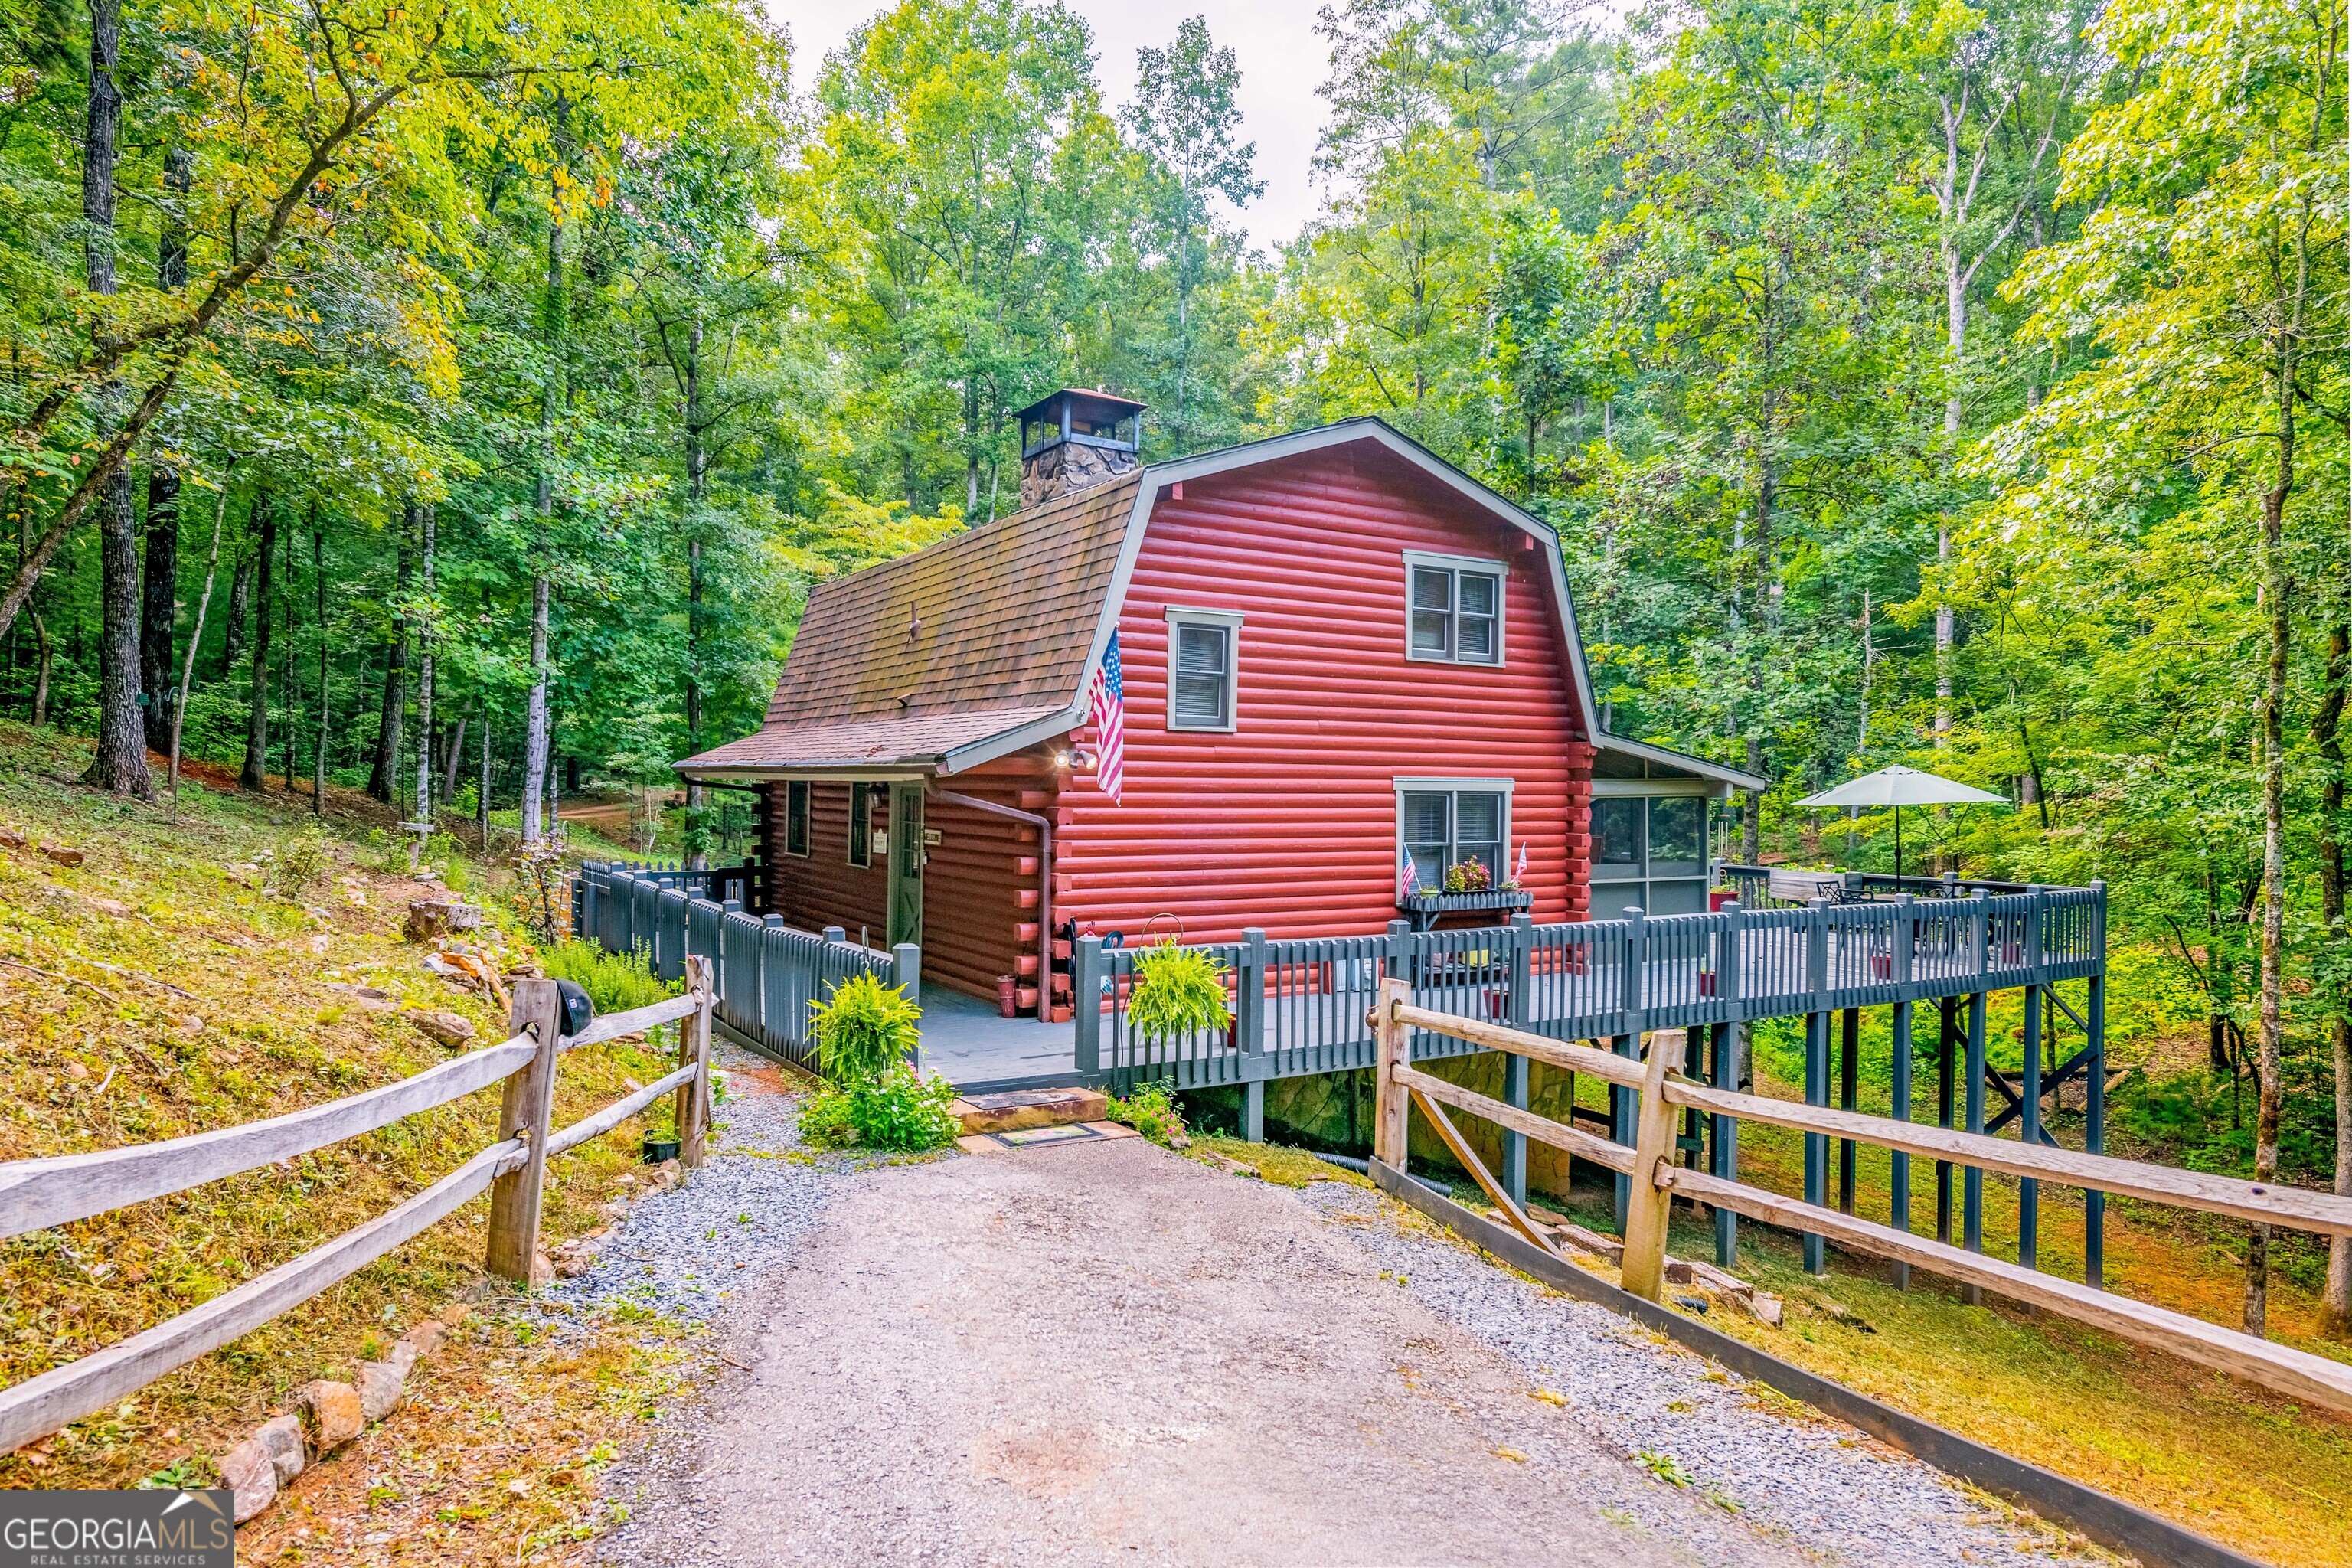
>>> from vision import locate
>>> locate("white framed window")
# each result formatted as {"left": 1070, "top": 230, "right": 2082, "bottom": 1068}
{"left": 783, "top": 780, "right": 811, "bottom": 858}
{"left": 1395, "top": 776, "right": 1514, "bottom": 894}
{"left": 847, "top": 782, "right": 873, "bottom": 867}
{"left": 1403, "top": 551, "right": 1505, "bottom": 666}
{"left": 1164, "top": 606, "right": 1242, "bottom": 733}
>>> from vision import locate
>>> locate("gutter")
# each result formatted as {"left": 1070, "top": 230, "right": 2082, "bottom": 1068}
{"left": 929, "top": 789, "right": 1055, "bottom": 1025}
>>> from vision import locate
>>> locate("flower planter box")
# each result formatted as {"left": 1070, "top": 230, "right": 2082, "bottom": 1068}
{"left": 1398, "top": 889, "right": 1533, "bottom": 930}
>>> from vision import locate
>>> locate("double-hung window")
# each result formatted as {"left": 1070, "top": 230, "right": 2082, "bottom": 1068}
{"left": 847, "top": 783, "right": 873, "bottom": 867}
{"left": 783, "top": 780, "right": 811, "bottom": 858}
{"left": 1164, "top": 607, "right": 1242, "bottom": 732}
{"left": 1397, "top": 779, "right": 1511, "bottom": 894}
{"left": 1404, "top": 553, "right": 1504, "bottom": 665}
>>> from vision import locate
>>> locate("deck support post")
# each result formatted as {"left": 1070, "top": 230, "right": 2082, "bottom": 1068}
{"left": 1802, "top": 898, "right": 1830, "bottom": 1275}
{"left": 1503, "top": 913, "right": 1533, "bottom": 1206}
{"left": 1962, "top": 891, "right": 1990, "bottom": 1305}
{"left": 2020, "top": 887, "right": 2046, "bottom": 1273}
{"left": 1713, "top": 900, "right": 1743, "bottom": 1269}
{"left": 1937, "top": 994, "right": 1958, "bottom": 1243}
{"left": 1890, "top": 893, "right": 1915, "bottom": 1289}
{"left": 1838, "top": 1005, "right": 1860, "bottom": 1214}
{"left": 2086, "top": 880, "right": 2108, "bottom": 1289}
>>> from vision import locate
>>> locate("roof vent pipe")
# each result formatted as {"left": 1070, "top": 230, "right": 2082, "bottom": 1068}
{"left": 1013, "top": 389, "right": 1145, "bottom": 511}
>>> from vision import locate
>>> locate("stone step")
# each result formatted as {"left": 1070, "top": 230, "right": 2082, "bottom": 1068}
{"left": 951, "top": 1086, "right": 1109, "bottom": 1135}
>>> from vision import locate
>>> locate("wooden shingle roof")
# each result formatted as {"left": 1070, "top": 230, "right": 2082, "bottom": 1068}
{"left": 677, "top": 473, "right": 1140, "bottom": 775}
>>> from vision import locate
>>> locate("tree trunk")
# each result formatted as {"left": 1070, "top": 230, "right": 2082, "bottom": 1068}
{"left": 30, "top": 606, "right": 51, "bottom": 726}
{"left": 522, "top": 122, "right": 566, "bottom": 844}
{"left": 238, "top": 490, "right": 276, "bottom": 789}
{"left": 279, "top": 519, "right": 296, "bottom": 788}
{"left": 168, "top": 462, "right": 232, "bottom": 805}
{"left": 139, "top": 145, "right": 194, "bottom": 755}
{"left": 367, "top": 508, "right": 413, "bottom": 802}
{"left": 443, "top": 708, "right": 469, "bottom": 801}
{"left": 220, "top": 547, "right": 251, "bottom": 675}
{"left": 2246, "top": 347, "right": 2298, "bottom": 1341}
{"left": 80, "top": 0, "right": 150, "bottom": 797}
{"left": 310, "top": 511, "right": 327, "bottom": 815}
{"left": 413, "top": 503, "right": 435, "bottom": 823}
{"left": 684, "top": 319, "right": 706, "bottom": 868}
{"left": 2320, "top": 596, "right": 2350, "bottom": 1336}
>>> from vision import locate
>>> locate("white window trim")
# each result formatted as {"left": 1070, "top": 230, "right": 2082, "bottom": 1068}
{"left": 1164, "top": 606, "right": 1243, "bottom": 733}
{"left": 1401, "top": 550, "right": 1508, "bottom": 667}
{"left": 1393, "top": 777, "right": 1516, "bottom": 891}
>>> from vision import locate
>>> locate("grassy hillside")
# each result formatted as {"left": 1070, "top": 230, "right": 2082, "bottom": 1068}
{"left": 0, "top": 722, "right": 677, "bottom": 1504}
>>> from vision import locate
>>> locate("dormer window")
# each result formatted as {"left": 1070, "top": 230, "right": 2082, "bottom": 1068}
{"left": 1403, "top": 551, "right": 1504, "bottom": 665}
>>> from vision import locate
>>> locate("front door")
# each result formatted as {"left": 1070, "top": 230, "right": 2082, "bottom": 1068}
{"left": 887, "top": 783, "right": 924, "bottom": 949}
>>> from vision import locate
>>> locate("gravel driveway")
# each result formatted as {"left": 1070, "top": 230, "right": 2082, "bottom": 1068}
{"left": 589, "top": 1087, "right": 2072, "bottom": 1568}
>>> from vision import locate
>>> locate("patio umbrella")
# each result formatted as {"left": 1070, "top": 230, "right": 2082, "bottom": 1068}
{"left": 1795, "top": 765, "right": 2005, "bottom": 882}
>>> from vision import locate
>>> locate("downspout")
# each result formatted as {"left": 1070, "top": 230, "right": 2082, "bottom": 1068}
{"left": 930, "top": 788, "right": 1054, "bottom": 1024}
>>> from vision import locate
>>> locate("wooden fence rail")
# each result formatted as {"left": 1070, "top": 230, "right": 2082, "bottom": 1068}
{"left": 0, "top": 959, "right": 714, "bottom": 1457}
{"left": 1370, "top": 979, "right": 2352, "bottom": 1417}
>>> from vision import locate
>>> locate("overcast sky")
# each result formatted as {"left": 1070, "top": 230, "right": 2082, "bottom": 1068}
{"left": 756, "top": 0, "right": 1335, "bottom": 250}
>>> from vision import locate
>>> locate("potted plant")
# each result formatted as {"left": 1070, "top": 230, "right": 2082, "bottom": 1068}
{"left": 1126, "top": 939, "right": 1235, "bottom": 1048}
{"left": 808, "top": 970, "right": 923, "bottom": 1084}
{"left": 641, "top": 1102, "right": 680, "bottom": 1165}
{"left": 1444, "top": 858, "right": 1494, "bottom": 894}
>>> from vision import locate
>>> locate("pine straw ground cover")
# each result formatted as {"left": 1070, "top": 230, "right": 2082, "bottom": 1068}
{"left": 0, "top": 723, "right": 705, "bottom": 1561}
{"left": 1348, "top": 1072, "right": 2352, "bottom": 1568}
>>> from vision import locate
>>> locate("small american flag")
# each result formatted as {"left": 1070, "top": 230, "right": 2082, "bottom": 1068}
{"left": 1398, "top": 840, "right": 1416, "bottom": 901}
{"left": 1085, "top": 632, "right": 1125, "bottom": 803}
{"left": 1514, "top": 842, "right": 1528, "bottom": 884}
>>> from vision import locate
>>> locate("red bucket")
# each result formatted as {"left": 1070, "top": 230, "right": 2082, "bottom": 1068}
{"left": 995, "top": 976, "right": 1019, "bottom": 1018}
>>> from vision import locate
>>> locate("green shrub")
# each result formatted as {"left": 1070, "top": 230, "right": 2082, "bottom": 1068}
{"left": 542, "top": 939, "right": 681, "bottom": 1014}
{"left": 1106, "top": 1080, "right": 1187, "bottom": 1148}
{"left": 799, "top": 1067, "right": 959, "bottom": 1152}
{"left": 1126, "top": 940, "right": 1232, "bottom": 1042}
{"left": 808, "top": 970, "right": 921, "bottom": 1085}
{"left": 274, "top": 830, "right": 330, "bottom": 898}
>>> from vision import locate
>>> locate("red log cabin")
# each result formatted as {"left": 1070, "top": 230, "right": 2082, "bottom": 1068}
{"left": 675, "top": 390, "right": 1764, "bottom": 1017}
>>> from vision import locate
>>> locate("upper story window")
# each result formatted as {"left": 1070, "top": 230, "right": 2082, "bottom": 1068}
{"left": 1164, "top": 606, "right": 1242, "bottom": 733}
{"left": 1403, "top": 551, "right": 1504, "bottom": 665}
{"left": 783, "top": 780, "right": 811, "bottom": 858}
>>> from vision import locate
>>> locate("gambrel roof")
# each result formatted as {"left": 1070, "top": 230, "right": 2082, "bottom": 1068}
{"left": 676, "top": 420, "right": 1766, "bottom": 793}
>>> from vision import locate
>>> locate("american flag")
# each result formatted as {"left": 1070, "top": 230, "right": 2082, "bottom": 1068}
{"left": 1085, "top": 632, "right": 1125, "bottom": 803}
{"left": 1398, "top": 840, "right": 1416, "bottom": 901}
{"left": 1514, "top": 841, "right": 1528, "bottom": 884}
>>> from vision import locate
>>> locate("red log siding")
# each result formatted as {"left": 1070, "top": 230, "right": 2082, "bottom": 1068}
{"left": 923, "top": 757, "right": 1056, "bottom": 1004}
{"left": 1056, "top": 444, "right": 1593, "bottom": 943}
{"left": 762, "top": 782, "right": 889, "bottom": 944}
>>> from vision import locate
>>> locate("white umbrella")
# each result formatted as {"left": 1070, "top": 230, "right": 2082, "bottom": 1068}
{"left": 1796, "top": 765, "right": 2006, "bottom": 882}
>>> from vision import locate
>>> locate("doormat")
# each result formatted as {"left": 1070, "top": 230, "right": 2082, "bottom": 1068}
{"left": 991, "top": 1122, "right": 1106, "bottom": 1149}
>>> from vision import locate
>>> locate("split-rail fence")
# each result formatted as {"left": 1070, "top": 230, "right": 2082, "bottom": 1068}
{"left": 0, "top": 962, "right": 716, "bottom": 1455}
{"left": 1367, "top": 977, "right": 2352, "bottom": 1416}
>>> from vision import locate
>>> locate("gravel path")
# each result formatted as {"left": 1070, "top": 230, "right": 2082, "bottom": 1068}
{"left": 583, "top": 1119, "right": 2076, "bottom": 1567}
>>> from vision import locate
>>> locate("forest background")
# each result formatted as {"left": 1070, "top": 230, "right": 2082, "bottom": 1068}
{"left": 1, "top": 0, "right": 2345, "bottom": 1331}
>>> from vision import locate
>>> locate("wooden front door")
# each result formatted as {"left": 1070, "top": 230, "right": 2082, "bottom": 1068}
{"left": 887, "top": 783, "right": 924, "bottom": 949}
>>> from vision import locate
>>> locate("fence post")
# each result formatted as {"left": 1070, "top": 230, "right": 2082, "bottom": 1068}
{"left": 1619, "top": 1026, "right": 1684, "bottom": 1302}
{"left": 1963, "top": 889, "right": 1991, "bottom": 1305}
{"left": 613, "top": 870, "right": 636, "bottom": 960}
{"left": 1372, "top": 975, "right": 1413, "bottom": 1171}
{"left": 1239, "top": 928, "right": 1267, "bottom": 1142}
{"left": 893, "top": 942, "right": 923, "bottom": 1076}
{"left": 1074, "top": 936, "right": 1102, "bottom": 1080}
{"left": 485, "top": 979, "right": 564, "bottom": 1286}
{"left": 1502, "top": 913, "right": 1534, "bottom": 1207}
{"left": 1610, "top": 907, "right": 1645, "bottom": 1226}
{"left": 678, "top": 956, "right": 714, "bottom": 1169}
{"left": 1890, "top": 894, "right": 1916, "bottom": 1290}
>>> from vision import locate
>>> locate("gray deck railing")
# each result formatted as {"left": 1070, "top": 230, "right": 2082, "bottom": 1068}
{"left": 1073, "top": 885, "right": 2106, "bottom": 1094}
{"left": 573, "top": 862, "right": 913, "bottom": 1073}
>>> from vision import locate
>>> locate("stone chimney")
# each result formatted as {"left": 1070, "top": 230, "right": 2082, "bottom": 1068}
{"left": 1014, "top": 389, "right": 1145, "bottom": 510}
